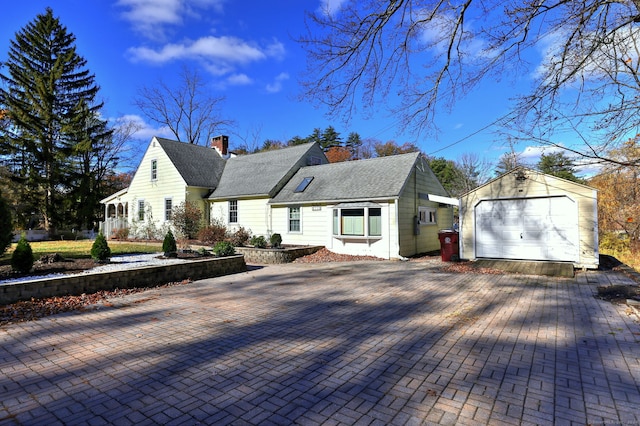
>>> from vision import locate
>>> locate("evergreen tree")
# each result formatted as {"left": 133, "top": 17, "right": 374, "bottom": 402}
{"left": 345, "top": 132, "right": 362, "bottom": 159}
{"left": 320, "top": 126, "right": 342, "bottom": 151}
{"left": 537, "top": 152, "right": 583, "bottom": 183}
{"left": 0, "top": 8, "right": 109, "bottom": 233}
{"left": 0, "top": 192, "right": 12, "bottom": 255}
{"left": 11, "top": 235, "right": 33, "bottom": 273}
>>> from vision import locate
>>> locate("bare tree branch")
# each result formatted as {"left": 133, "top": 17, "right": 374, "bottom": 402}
{"left": 133, "top": 66, "right": 233, "bottom": 145}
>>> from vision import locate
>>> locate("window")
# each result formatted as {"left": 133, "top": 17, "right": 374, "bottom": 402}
{"left": 165, "top": 198, "right": 172, "bottom": 221}
{"left": 289, "top": 207, "right": 301, "bottom": 232}
{"left": 229, "top": 200, "right": 238, "bottom": 223}
{"left": 151, "top": 159, "right": 157, "bottom": 180}
{"left": 333, "top": 206, "right": 382, "bottom": 237}
{"left": 138, "top": 200, "right": 145, "bottom": 221}
{"left": 419, "top": 206, "right": 437, "bottom": 224}
{"left": 294, "top": 177, "right": 314, "bottom": 193}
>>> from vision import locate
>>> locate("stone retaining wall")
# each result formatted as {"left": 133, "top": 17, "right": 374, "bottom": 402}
{"left": 235, "top": 246, "right": 323, "bottom": 264}
{"left": 0, "top": 255, "right": 246, "bottom": 306}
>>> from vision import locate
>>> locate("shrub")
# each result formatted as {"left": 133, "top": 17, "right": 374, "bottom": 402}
{"left": 171, "top": 201, "right": 203, "bottom": 239}
{"left": 250, "top": 235, "right": 267, "bottom": 248}
{"left": 230, "top": 226, "right": 251, "bottom": 247}
{"left": 270, "top": 233, "right": 282, "bottom": 248}
{"left": 90, "top": 233, "right": 111, "bottom": 262}
{"left": 162, "top": 230, "right": 177, "bottom": 255}
{"left": 213, "top": 241, "right": 235, "bottom": 257}
{"left": 197, "top": 220, "right": 227, "bottom": 244}
{"left": 599, "top": 231, "right": 629, "bottom": 254}
{"left": 11, "top": 235, "right": 34, "bottom": 273}
{"left": 0, "top": 193, "right": 12, "bottom": 255}
{"left": 112, "top": 227, "right": 130, "bottom": 240}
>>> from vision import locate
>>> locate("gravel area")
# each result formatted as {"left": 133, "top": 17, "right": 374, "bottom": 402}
{"left": 0, "top": 254, "right": 190, "bottom": 285}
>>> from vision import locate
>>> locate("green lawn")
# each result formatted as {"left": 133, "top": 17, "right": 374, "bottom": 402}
{"left": 1, "top": 240, "right": 161, "bottom": 265}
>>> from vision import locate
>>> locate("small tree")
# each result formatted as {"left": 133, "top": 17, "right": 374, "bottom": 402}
{"left": 11, "top": 235, "right": 34, "bottom": 273}
{"left": 270, "top": 233, "right": 282, "bottom": 248}
{"left": 91, "top": 233, "right": 111, "bottom": 262}
{"left": 171, "top": 201, "right": 203, "bottom": 239}
{"left": 0, "top": 193, "right": 12, "bottom": 255}
{"left": 162, "top": 230, "right": 177, "bottom": 256}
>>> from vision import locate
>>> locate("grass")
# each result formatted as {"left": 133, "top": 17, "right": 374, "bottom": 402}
{"left": 1, "top": 240, "right": 161, "bottom": 265}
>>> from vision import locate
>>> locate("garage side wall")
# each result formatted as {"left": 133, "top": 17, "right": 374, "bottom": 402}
{"left": 460, "top": 169, "right": 598, "bottom": 268}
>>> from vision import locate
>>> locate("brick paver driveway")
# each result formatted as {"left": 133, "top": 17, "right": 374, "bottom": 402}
{"left": 1, "top": 261, "right": 639, "bottom": 425}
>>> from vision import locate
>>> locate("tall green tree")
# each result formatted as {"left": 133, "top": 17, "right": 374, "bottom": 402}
{"left": 537, "top": 152, "right": 583, "bottom": 183}
{"left": 321, "top": 126, "right": 342, "bottom": 151}
{"left": 345, "top": 132, "right": 363, "bottom": 159}
{"left": 0, "top": 8, "right": 109, "bottom": 233}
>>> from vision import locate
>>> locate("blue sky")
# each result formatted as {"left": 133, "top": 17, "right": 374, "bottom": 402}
{"left": 1, "top": 0, "right": 564, "bottom": 172}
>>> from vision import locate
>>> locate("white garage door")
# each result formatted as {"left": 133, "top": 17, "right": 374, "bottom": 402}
{"left": 475, "top": 197, "right": 579, "bottom": 262}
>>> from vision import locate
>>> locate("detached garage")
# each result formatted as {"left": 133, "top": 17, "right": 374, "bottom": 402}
{"left": 459, "top": 167, "right": 599, "bottom": 269}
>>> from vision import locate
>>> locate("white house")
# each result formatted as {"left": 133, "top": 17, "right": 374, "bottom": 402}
{"left": 268, "top": 152, "right": 455, "bottom": 259}
{"left": 100, "top": 136, "right": 227, "bottom": 238}
{"left": 207, "top": 142, "right": 328, "bottom": 236}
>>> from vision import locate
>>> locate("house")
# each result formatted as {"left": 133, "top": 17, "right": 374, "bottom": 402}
{"left": 267, "top": 152, "right": 456, "bottom": 259}
{"left": 101, "top": 136, "right": 454, "bottom": 260}
{"left": 207, "top": 142, "right": 328, "bottom": 236}
{"left": 458, "top": 167, "right": 599, "bottom": 268}
{"left": 100, "top": 135, "right": 228, "bottom": 238}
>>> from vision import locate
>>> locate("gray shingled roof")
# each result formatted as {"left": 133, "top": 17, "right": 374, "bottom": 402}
{"left": 270, "top": 152, "right": 422, "bottom": 204}
{"left": 210, "top": 143, "right": 322, "bottom": 198}
{"left": 156, "top": 137, "right": 226, "bottom": 188}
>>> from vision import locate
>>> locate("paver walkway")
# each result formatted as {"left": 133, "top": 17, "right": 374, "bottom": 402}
{"left": 1, "top": 261, "right": 639, "bottom": 425}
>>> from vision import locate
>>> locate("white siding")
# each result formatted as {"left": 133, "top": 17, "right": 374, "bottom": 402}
{"left": 271, "top": 205, "right": 330, "bottom": 246}
{"left": 210, "top": 197, "right": 271, "bottom": 236}
{"left": 122, "top": 138, "right": 187, "bottom": 235}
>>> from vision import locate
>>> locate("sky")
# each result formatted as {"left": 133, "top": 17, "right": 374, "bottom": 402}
{"left": 0, "top": 0, "right": 569, "bottom": 173}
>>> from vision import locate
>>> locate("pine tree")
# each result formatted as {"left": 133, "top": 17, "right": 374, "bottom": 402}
{"left": 0, "top": 192, "right": 12, "bottom": 255}
{"left": 320, "top": 126, "right": 342, "bottom": 151}
{"left": 345, "top": 132, "right": 362, "bottom": 159}
{"left": 0, "top": 8, "right": 109, "bottom": 234}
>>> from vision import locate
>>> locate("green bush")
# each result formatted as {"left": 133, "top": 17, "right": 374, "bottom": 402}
{"left": 0, "top": 193, "right": 12, "bottom": 255}
{"left": 162, "top": 230, "right": 177, "bottom": 255}
{"left": 11, "top": 235, "right": 34, "bottom": 273}
{"left": 250, "top": 235, "right": 267, "bottom": 248}
{"left": 91, "top": 233, "right": 111, "bottom": 261}
{"left": 270, "top": 233, "right": 282, "bottom": 248}
{"left": 213, "top": 241, "right": 235, "bottom": 256}
{"left": 230, "top": 226, "right": 251, "bottom": 247}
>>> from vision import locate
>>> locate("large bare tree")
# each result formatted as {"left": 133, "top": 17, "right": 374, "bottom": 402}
{"left": 134, "top": 66, "right": 232, "bottom": 145}
{"left": 299, "top": 0, "right": 640, "bottom": 167}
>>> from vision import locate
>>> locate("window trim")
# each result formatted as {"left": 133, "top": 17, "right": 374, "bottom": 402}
{"left": 138, "top": 199, "right": 145, "bottom": 221}
{"left": 332, "top": 205, "right": 382, "bottom": 239}
{"left": 164, "top": 198, "right": 173, "bottom": 221}
{"left": 288, "top": 206, "right": 301, "bottom": 233}
{"left": 418, "top": 206, "right": 437, "bottom": 225}
{"left": 151, "top": 159, "right": 158, "bottom": 181}
{"left": 228, "top": 200, "right": 238, "bottom": 224}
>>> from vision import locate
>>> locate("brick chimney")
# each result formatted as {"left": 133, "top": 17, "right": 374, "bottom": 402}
{"left": 211, "top": 135, "right": 229, "bottom": 156}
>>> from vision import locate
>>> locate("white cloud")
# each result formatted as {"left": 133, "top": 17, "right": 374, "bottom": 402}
{"left": 113, "top": 114, "right": 174, "bottom": 141}
{"left": 226, "top": 73, "right": 253, "bottom": 86}
{"left": 117, "top": 0, "right": 224, "bottom": 40}
{"left": 318, "top": 0, "right": 348, "bottom": 17}
{"left": 127, "top": 36, "right": 285, "bottom": 74}
{"left": 265, "top": 72, "right": 290, "bottom": 93}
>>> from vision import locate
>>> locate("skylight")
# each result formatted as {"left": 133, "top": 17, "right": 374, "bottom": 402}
{"left": 294, "top": 177, "right": 314, "bottom": 193}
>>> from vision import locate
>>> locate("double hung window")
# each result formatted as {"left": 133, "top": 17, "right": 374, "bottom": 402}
{"left": 229, "top": 200, "right": 238, "bottom": 223}
{"left": 289, "top": 207, "right": 301, "bottom": 232}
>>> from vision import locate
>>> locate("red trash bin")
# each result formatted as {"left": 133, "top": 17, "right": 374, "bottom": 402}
{"left": 438, "top": 230, "right": 459, "bottom": 262}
